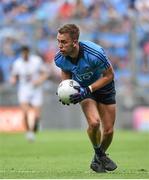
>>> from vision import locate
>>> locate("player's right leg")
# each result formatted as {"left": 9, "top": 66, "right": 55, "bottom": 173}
{"left": 20, "top": 103, "right": 35, "bottom": 142}
{"left": 80, "top": 99, "right": 106, "bottom": 173}
{"left": 20, "top": 103, "right": 30, "bottom": 131}
{"left": 18, "top": 89, "right": 36, "bottom": 142}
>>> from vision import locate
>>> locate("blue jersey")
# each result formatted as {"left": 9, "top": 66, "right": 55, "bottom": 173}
{"left": 55, "top": 41, "right": 115, "bottom": 93}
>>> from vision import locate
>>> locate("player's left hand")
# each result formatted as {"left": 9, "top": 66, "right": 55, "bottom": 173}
{"left": 70, "top": 86, "right": 91, "bottom": 104}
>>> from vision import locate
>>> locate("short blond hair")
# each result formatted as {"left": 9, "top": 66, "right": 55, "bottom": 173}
{"left": 58, "top": 24, "right": 80, "bottom": 40}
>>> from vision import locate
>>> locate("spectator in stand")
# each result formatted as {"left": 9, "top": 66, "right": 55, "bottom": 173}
{"left": 57, "top": 0, "right": 74, "bottom": 19}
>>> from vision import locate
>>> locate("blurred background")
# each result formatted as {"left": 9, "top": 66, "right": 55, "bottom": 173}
{"left": 0, "top": 0, "right": 149, "bottom": 132}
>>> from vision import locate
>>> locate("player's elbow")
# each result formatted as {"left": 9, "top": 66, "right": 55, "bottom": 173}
{"left": 105, "top": 72, "right": 114, "bottom": 84}
{"left": 104, "top": 67, "right": 114, "bottom": 82}
{"left": 9, "top": 77, "right": 16, "bottom": 85}
{"left": 109, "top": 71, "right": 114, "bottom": 81}
{"left": 107, "top": 67, "right": 115, "bottom": 82}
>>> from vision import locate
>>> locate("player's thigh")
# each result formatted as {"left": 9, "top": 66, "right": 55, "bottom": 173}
{"left": 18, "top": 90, "right": 30, "bottom": 105}
{"left": 97, "top": 103, "right": 116, "bottom": 129}
{"left": 80, "top": 98, "right": 101, "bottom": 125}
{"left": 31, "top": 90, "right": 43, "bottom": 107}
{"left": 20, "top": 103, "right": 31, "bottom": 113}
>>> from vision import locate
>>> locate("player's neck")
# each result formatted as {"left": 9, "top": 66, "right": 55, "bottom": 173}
{"left": 23, "top": 56, "right": 29, "bottom": 61}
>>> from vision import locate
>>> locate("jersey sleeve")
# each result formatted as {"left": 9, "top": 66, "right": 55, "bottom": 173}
{"left": 93, "top": 48, "right": 111, "bottom": 72}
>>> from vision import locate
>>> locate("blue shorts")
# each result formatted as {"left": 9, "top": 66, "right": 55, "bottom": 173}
{"left": 88, "top": 89, "right": 116, "bottom": 104}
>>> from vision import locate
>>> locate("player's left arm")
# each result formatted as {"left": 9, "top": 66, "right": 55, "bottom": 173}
{"left": 70, "top": 66, "right": 114, "bottom": 104}
{"left": 89, "top": 65, "right": 114, "bottom": 92}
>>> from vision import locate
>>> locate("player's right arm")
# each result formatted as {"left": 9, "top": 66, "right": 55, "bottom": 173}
{"left": 61, "top": 70, "right": 71, "bottom": 80}
{"left": 9, "top": 74, "right": 19, "bottom": 85}
{"left": 9, "top": 61, "right": 19, "bottom": 85}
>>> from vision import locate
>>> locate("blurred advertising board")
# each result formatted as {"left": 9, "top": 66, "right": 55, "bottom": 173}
{"left": 133, "top": 106, "right": 149, "bottom": 131}
{"left": 0, "top": 106, "right": 26, "bottom": 132}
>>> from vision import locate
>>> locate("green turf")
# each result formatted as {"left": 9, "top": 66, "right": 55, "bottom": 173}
{"left": 0, "top": 130, "right": 149, "bottom": 179}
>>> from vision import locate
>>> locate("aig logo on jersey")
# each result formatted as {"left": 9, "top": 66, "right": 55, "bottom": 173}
{"left": 75, "top": 71, "right": 93, "bottom": 82}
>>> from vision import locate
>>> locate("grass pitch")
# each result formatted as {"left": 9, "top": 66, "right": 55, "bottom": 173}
{"left": 0, "top": 130, "right": 149, "bottom": 179}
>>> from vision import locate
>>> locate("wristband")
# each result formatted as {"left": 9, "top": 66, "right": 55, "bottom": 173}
{"left": 89, "top": 85, "right": 93, "bottom": 93}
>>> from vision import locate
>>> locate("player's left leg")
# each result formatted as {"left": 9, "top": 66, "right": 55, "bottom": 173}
{"left": 96, "top": 103, "right": 117, "bottom": 171}
{"left": 98, "top": 103, "right": 116, "bottom": 151}
{"left": 81, "top": 99, "right": 102, "bottom": 147}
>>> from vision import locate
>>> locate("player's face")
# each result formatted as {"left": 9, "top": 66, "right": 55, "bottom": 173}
{"left": 57, "top": 33, "right": 76, "bottom": 56}
{"left": 22, "top": 50, "right": 29, "bottom": 61}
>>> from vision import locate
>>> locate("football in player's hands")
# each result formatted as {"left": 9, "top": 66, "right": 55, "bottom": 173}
{"left": 57, "top": 79, "right": 80, "bottom": 105}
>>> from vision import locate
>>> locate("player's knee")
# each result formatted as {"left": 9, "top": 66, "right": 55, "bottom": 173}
{"left": 103, "top": 127, "right": 114, "bottom": 136}
{"left": 89, "top": 120, "right": 100, "bottom": 130}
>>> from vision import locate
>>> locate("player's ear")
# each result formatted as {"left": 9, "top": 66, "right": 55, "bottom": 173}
{"left": 73, "top": 39, "right": 78, "bottom": 47}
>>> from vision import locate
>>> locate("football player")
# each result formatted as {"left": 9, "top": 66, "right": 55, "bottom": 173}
{"left": 10, "top": 46, "right": 49, "bottom": 141}
{"left": 54, "top": 24, "right": 117, "bottom": 172}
